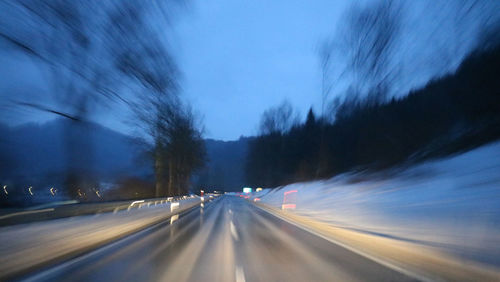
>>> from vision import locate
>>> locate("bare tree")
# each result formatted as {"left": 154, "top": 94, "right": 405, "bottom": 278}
{"left": 259, "top": 100, "right": 299, "bottom": 135}
{"left": 318, "top": 40, "right": 334, "bottom": 119}
{"left": 164, "top": 105, "right": 206, "bottom": 196}
{"left": 137, "top": 96, "right": 205, "bottom": 197}
{"left": 0, "top": 0, "right": 186, "bottom": 198}
{"left": 321, "top": 0, "right": 402, "bottom": 108}
{"left": 104, "top": 1, "right": 206, "bottom": 197}
{"left": 0, "top": 1, "right": 108, "bottom": 197}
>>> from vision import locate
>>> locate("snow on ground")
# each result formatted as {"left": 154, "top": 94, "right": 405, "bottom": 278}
{"left": 0, "top": 197, "right": 201, "bottom": 278}
{"left": 254, "top": 141, "right": 500, "bottom": 268}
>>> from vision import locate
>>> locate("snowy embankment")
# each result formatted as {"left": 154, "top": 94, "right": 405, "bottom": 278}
{"left": 0, "top": 196, "right": 201, "bottom": 279}
{"left": 253, "top": 141, "right": 500, "bottom": 269}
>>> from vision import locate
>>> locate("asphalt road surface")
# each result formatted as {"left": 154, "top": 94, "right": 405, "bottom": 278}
{"left": 23, "top": 196, "right": 417, "bottom": 282}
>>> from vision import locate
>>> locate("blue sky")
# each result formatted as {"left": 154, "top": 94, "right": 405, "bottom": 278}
{"left": 0, "top": 0, "right": 349, "bottom": 140}
{"left": 1, "top": 0, "right": 497, "bottom": 141}
{"left": 174, "top": 0, "right": 349, "bottom": 140}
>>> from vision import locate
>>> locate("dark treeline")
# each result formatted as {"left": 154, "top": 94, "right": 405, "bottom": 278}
{"left": 246, "top": 44, "right": 500, "bottom": 188}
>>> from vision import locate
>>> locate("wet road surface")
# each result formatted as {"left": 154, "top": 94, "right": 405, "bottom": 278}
{"left": 24, "top": 196, "right": 416, "bottom": 282}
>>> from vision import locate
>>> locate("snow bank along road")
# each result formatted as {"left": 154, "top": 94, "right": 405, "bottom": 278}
{"left": 250, "top": 141, "right": 500, "bottom": 281}
{"left": 0, "top": 197, "right": 201, "bottom": 280}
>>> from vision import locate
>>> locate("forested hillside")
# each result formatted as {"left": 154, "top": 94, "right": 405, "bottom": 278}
{"left": 246, "top": 44, "right": 500, "bottom": 187}
{"left": 193, "top": 137, "right": 251, "bottom": 192}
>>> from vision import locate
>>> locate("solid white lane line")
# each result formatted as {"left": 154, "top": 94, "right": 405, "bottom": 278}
{"left": 230, "top": 220, "right": 239, "bottom": 241}
{"left": 235, "top": 266, "right": 246, "bottom": 282}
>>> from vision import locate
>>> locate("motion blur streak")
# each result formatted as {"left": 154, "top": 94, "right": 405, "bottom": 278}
{"left": 0, "top": 197, "right": 201, "bottom": 279}
{"left": 0, "top": 208, "right": 54, "bottom": 220}
{"left": 23, "top": 196, "right": 414, "bottom": 282}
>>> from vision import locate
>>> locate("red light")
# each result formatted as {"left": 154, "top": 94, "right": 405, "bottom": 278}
{"left": 282, "top": 189, "right": 298, "bottom": 210}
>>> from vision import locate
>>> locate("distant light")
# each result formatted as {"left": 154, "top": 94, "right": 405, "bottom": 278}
{"left": 254, "top": 198, "right": 260, "bottom": 202}
{"left": 3, "top": 185, "right": 7, "bottom": 195}
{"left": 95, "top": 190, "right": 101, "bottom": 198}
{"left": 243, "top": 187, "right": 252, "bottom": 193}
{"left": 50, "top": 187, "right": 56, "bottom": 196}
{"left": 28, "top": 186, "right": 34, "bottom": 196}
{"left": 256, "top": 188, "right": 263, "bottom": 192}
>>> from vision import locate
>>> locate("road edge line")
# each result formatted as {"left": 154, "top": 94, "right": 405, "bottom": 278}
{"left": 253, "top": 202, "right": 438, "bottom": 282}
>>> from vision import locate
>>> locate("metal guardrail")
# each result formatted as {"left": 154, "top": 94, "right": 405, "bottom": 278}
{"left": 0, "top": 195, "right": 199, "bottom": 226}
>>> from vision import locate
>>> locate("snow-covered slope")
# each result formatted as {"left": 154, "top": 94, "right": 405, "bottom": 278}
{"left": 255, "top": 141, "right": 500, "bottom": 268}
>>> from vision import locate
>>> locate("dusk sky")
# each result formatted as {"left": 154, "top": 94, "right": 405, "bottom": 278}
{"left": 172, "top": 0, "right": 490, "bottom": 140}
{"left": 174, "top": 0, "right": 349, "bottom": 140}
{"left": 0, "top": 0, "right": 349, "bottom": 141}
{"left": 0, "top": 0, "right": 495, "bottom": 140}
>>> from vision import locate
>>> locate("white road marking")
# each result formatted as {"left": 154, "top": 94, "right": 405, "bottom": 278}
{"left": 235, "top": 266, "right": 246, "bottom": 282}
{"left": 230, "top": 220, "right": 239, "bottom": 241}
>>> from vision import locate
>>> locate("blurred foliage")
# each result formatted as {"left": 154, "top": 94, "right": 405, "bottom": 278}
{"left": 0, "top": 0, "right": 205, "bottom": 201}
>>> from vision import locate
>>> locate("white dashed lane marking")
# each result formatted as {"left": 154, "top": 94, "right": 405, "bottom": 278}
{"left": 235, "top": 265, "right": 246, "bottom": 282}
{"left": 230, "top": 220, "right": 239, "bottom": 241}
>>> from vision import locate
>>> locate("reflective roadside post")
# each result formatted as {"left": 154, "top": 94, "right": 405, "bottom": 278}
{"left": 282, "top": 190, "right": 297, "bottom": 210}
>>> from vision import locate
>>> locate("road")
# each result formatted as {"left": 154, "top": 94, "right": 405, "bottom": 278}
{"left": 23, "top": 196, "right": 416, "bottom": 282}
